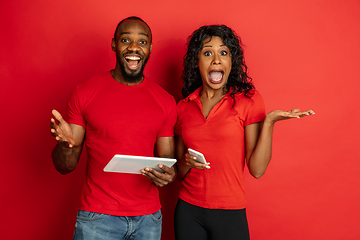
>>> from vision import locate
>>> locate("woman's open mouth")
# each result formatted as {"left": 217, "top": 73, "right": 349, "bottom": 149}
{"left": 208, "top": 70, "right": 224, "bottom": 84}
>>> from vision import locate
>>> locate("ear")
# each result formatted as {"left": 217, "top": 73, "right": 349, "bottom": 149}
{"left": 111, "top": 38, "right": 116, "bottom": 51}
{"left": 149, "top": 43, "right": 153, "bottom": 53}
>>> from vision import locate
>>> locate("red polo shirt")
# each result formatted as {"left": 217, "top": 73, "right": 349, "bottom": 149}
{"left": 175, "top": 87, "right": 265, "bottom": 209}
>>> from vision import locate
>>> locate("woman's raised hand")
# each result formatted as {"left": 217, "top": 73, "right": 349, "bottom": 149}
{"left": 266, "top": 109, "right": 315, "bottom": 124}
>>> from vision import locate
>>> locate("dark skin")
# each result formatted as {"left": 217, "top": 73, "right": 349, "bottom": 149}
{"left": 176, "top": 36, "right": 315, "bottom": 180}
{"left": 50, "top": 19, "right": 176, "bottom": 187}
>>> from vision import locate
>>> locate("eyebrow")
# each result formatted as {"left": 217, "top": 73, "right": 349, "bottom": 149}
{"left": 202, "top": 44, "right": 226, "bottom": 49}
{"left": 120, "top": 32, "right": 149, "bottom": 38}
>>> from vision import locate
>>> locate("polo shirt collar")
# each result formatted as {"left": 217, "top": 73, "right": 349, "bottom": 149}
{"left": 184, "top": 86, "right": 231, "bottom": 102}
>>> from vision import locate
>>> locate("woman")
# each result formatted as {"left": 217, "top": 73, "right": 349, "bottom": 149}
{"left": 174, "top": 25, "right": 314, "bottom": 240}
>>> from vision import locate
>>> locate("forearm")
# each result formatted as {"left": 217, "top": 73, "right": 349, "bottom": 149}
{"left": 156, "top": 152, "right": 175, "bottom": 159}
{"left": 247, "top": 118, "right": 275, "bottom": 178}
{"left": 247, "top": 108, "right": 315, "bottom": 178}
{"left": 176, "top": 156, "right": 191, "bottom": 181}
{"left": 52, "top": 142, "right": 80, "bottom": 174}
{"left": 154, "top": 137, "right": 175, "bottom": 159}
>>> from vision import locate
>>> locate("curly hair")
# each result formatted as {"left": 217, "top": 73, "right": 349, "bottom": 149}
{"left": 182, "top": 25, "right": 254, "bottom": 99}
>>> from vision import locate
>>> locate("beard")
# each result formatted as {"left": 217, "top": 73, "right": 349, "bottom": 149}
{"left": 116, "top": 51, "right": 150, "bottom": 83}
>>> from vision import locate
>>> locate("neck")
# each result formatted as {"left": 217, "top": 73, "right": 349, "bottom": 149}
{"left": 200, "top": 86, "right": 227, "bottom": 99}
{"left": 111, "top": 68, "right": 144, "bottom": 86}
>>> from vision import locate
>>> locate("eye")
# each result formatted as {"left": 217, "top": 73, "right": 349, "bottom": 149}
{"left": 139, "top": 40, "right": 147, "bottom": 45}
{"left": 204, "top": 51, "right": 212, "bottom": 56}
{"left": 220, "top": 50, "right": 228, "bottom": 56}
{"left": 121, "top": 38, "right": 130, "bottom": 43}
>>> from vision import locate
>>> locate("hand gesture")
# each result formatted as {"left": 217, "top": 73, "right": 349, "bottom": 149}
{"left": 50, "top": 109, "right": 75, "bottom": 148}
{"left": 266, "top": 109, "right": 315, "bottom": 124}
{"left": 184, "top": 152, "right": 210, "bottom": 170}
{"left": 141, "top": 164, "right": 177, "bottom": 187}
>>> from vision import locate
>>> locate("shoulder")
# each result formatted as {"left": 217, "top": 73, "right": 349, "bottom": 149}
{"left": 231, "top": 89, "right": 265, "bottom": 114}
{"left": 176, "top": 98, "right": 188, "bottom": 113}
{"left": 71, "top": 72, "right": 110, "bottom": 98}
{"left": 75, "top": 72, "right": 110, "bottom": 90}
{"left": 144, "top": 78, "right": 174, "bottom": 100}
{"left": 176, "top": 89, "right": 200, "bottom": 115}
{"left": 143, "top": 78, "right": 176, "bottom": 112}
{"left": 68, "top": 72, "right": 111, "bottom": 106}
{"left": 233, "top": 89, "right": 263, "bottom": 104}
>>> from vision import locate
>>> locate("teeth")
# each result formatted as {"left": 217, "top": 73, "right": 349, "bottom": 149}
{"left": 125, "top": 56, "right": 140, "bottom": 60}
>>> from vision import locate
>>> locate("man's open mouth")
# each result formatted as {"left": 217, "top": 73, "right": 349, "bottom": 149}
{"left": 125, "top": 55, "right": 141, "bottom": 70}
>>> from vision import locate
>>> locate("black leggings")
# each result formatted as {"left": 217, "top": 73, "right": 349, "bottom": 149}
{"left": 174, "top": 199, "right": 250, "bottom": 240}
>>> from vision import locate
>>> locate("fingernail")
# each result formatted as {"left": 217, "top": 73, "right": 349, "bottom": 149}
{"left": 205, "top": 166, "right": 210, "bottom": 169}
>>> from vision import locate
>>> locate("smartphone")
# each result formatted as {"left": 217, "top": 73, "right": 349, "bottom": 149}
{"left": 188, "top": 148, "right": 207, "bottom": 164}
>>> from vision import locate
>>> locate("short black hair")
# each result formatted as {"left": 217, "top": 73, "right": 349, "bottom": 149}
{"left": 113, "top": 16, "right": 152, "bottom": 42}
{"left": 182, "top": 25, "right": 254, "bottom": 99}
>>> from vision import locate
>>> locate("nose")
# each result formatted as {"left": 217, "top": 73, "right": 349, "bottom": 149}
{"left": 128, "top": 41, "right": 141, "bottom": 52}
{"left": 212, "top": 54, "right": 221, "bottom": 65}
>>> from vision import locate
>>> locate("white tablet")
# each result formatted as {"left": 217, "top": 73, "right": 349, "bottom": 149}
{"left": 103, "top": 154, "right": 177, "bottom": 174}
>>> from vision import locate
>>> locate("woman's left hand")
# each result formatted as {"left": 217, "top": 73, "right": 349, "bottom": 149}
{"left": 266, "top": 109, "right": 315, "bottom": 124}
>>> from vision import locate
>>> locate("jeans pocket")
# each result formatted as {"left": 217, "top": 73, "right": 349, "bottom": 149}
{"left": 76, "top": 210, "right": 104, "bottom": 221}
{"left": 149, "top": 210, "right": 162, "bottom": 223}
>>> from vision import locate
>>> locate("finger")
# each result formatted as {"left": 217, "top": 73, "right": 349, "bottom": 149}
{"left": 52, "top": 109, "right": 65, "bottom": 124}
{"left": 185, "top": 154, "right": 199, "bottom": 164}
{"left": 50, "top": 118, "right": 61, "bottom": 130}
{"left": 50, "top": 128, "right": 57, "bottom": 137}
{"left": 303, "top": 110, "right": 315, "bottom": 115}
{"left": 296, "top": 110, "right": 315, "bottom": 118}
{"left": 50, "top": 120, "right": 63, "bottom": 137}
{"left": 158, "top": 164, "right": 172, "bottom": 174}
{"left": 53, "top": 131, "right": 74, "bottom": 148}
{"left": 284, "top": 111, "right": 301, "bottom": 119}
{"left": 146, "top": 167, "right": 168, "bottom": 179}
{"left": 186, "top": 161, "right": 210, "bottom": 169}
{"left": 290, "top": 109, "right": 300, "bottom": 114}
{"left": 141, "top": 168, "right": 167, "bottom": 187}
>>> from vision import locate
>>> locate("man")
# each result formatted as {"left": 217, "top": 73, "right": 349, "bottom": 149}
{"left": 50, "top": 16, "right": 177, "bottom": 240}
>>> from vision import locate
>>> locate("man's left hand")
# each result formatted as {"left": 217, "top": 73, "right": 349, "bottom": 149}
{"left": 141, "top": 164, "right": 176, "bottom": 187}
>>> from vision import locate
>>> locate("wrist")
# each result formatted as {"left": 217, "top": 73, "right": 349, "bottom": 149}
{"left": 264, "top": 115, "right": 276, "bottom": 126}
{"left": 58, "top": 142, "right": 73, "bottom": 151}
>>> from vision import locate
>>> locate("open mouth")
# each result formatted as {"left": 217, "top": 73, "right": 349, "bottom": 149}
{"left": 208, "top": 70, "right": 224, "bottom": 84}
{"left": 125, "top": 55, "right": 141, "bottom": 70}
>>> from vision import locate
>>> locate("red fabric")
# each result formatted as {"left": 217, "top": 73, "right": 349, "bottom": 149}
{"left": 67, "top": 71, "right": 177, "bottom": 216}
{"left": 175, "top": 88, "right": 265, "bottom": 209}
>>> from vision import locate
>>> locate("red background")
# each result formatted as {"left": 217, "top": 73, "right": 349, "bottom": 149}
{"left": 1, "top": 0, "right": 359, "bottom": 239}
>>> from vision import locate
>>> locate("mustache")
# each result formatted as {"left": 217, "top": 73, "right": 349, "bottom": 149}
{"left": 122, "top": 51, "right": 144, "bottom": 58}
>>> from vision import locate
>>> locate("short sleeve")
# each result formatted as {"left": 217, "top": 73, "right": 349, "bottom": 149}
{"left": 174, "top": 101, "right": 184, "bottom": 136}
{"left": 244, "top": 90, "right": 266, "bottom": 126}
{"left": 156, "top": 97, "right": 177, "bottom": 137}
{"left": 66, "top": 87, "right": 86, "bottom": 128}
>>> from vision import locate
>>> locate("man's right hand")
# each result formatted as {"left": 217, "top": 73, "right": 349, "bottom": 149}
{"left": 50, "top": 109, "right": 75, "bottom": 148}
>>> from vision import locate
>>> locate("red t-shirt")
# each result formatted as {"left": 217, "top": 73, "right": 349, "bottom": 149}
{"left": 175, "top": 87, "right": 265, "bottom": 209}
{"left": 67, "top": 71, "right": 176, "bottom": 216}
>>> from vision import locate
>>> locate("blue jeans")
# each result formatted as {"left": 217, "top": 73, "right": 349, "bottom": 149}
{"left": 73, "top": 210, "right": 162, "bottom": 240}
